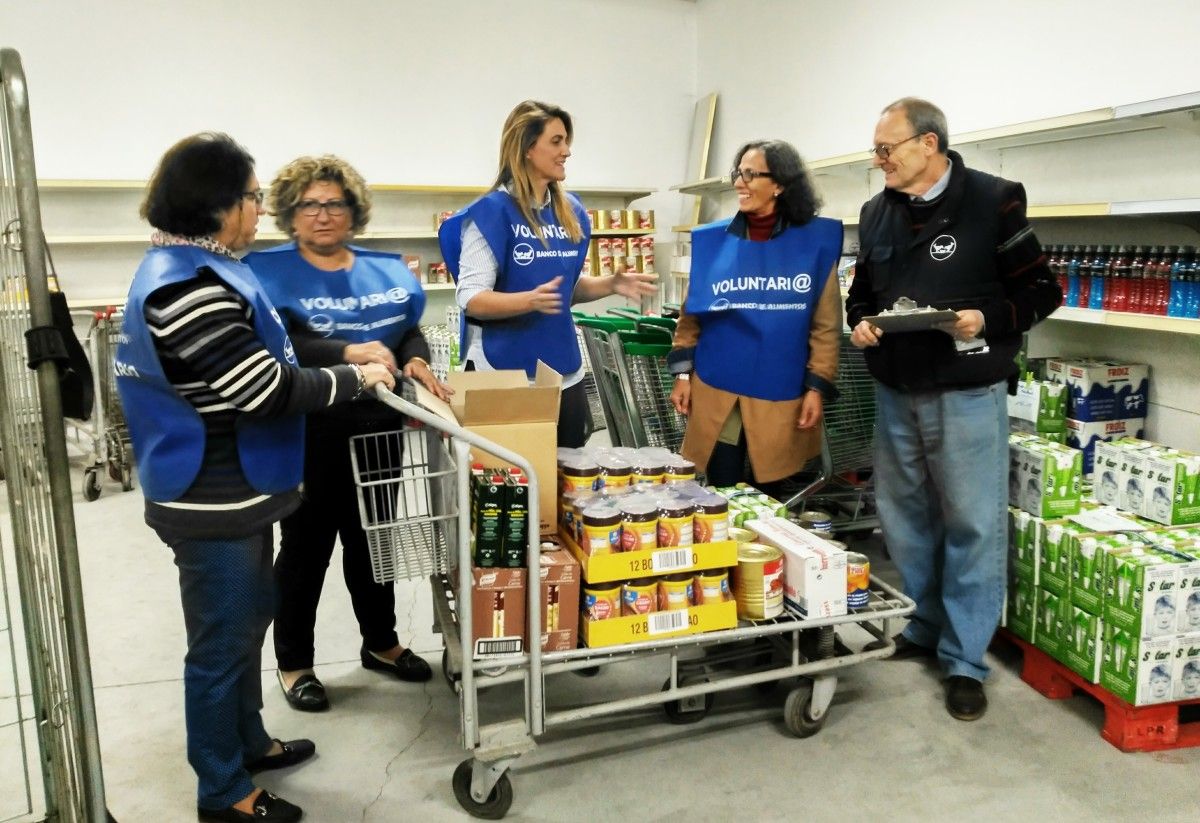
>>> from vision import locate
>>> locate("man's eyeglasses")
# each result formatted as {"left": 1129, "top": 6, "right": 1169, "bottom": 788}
{"left": 243, "top": 189, "right": 265, "bottom": 207}
{"left": 869, "top": 133, "right": 924, "bottom": 160}
{"left": 297, "top": 199, "right": 351, "bottom": 217}
{"left": 729, "top": 168, "right": 774, "bottom": 185}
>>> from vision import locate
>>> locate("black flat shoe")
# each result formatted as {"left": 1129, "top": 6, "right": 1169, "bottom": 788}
{"left": 197, "top": 790, "right": 302, "bottom": 822}
{"left": 360, "top": 647, "right": 433, "bottom": 682}
{"left": 245, "top": 738, "right": 316, "bottom": 774}
{"left": 277, "top": 671, "right": 329, "bottom": 712}
{"left": 945, "top": 675, "right": 988, "bottom": 721}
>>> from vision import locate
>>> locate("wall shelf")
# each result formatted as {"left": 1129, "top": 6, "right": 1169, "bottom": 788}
{"left": 1046, "top": 306, "right": 1200, "bottom": 335}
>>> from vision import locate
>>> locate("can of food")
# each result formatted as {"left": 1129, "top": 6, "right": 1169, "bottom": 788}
{"left": 656, "top": 497, "right": 695, "bottom": 548}
{"left": 846, "top": 551, "right": 870, "bottom": 609}
{"left": 583, "top": 583, "right": 621, "bottom": 621}
{"left": 733, "top": 542, "right": 784, "bottom": 619}
{"left": 622, "top": 579, "right": 657, "bottom": 615}
{"left": 727, "top": 526, "right": 755, "bottom": 544}
{"left": 635, "top": 209, "right": 655, "bottom": 229}
{"left": 639, "top": 235, "right": 655, "bottom": 272}
{"left": 692, "top": 492, "right": 729, "bottom": 545}
{"left": 630, "top": 458, "right": 665, "bottom": 485}
{"left": 657, "top": 574, "right": 694, "bottom": 611}
{"left": 580, "top": 501, "right": 621, "bottom": 556}
{"left": 559, "top": 455, "right": 599, "bottom": 494}
{"left": 798, "top": 509, "right": 834, "bottom": 534}
{"left": 664, "top": 457, "right": 696, "bottom": 484}
{"left": 607, "top": 209, "right": 625, "bottom": 230}
{"left": 693, "top": 569, "right": 731, "bottom": 604}
{"left": 595, "top": 456, "right": 632, "bottom": 490}
{"left": 619, "top": 497, "right": 658, "bottom": 552}
{"left": 585, "top": 209, "right": 599, "bottom": 230}
{"left": 595, "top": 209, "right": 610, "bottom": 230}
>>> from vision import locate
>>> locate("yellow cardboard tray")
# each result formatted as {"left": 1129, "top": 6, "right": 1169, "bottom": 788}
{"left": 559, "top": 530, "right": 737, "bottom": 584}
{"left": 580, "top": 599, "right": 738, "bottom": 648}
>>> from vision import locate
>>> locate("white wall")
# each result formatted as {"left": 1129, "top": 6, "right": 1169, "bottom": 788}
{"left": 1, "top": 0, "right": 697, "bottom": 191}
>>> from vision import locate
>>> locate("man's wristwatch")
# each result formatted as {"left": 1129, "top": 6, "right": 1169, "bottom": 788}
{"left": 350, "top": 363, "right": 367, "bottom": 399}
{"left": 674, "top": 373, "right": 691, "bottom": 382}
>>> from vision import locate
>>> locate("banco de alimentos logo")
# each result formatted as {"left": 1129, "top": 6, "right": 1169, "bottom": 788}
{"left": 930, "top": 235, "right": 956, "bottom": 261}
{"left": 513, "top": 243, "right": 535, "bottom": 266}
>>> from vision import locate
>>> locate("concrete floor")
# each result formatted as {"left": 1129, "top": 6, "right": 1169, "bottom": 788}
{"left": 5, "top": 472, "right": 1200, "bottom": 823}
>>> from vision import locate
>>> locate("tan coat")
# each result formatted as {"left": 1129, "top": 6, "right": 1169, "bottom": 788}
{"left": 674, "top": 268, "right": 842, "bottom": 483}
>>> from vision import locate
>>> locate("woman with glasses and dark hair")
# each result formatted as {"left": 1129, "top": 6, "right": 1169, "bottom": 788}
{"left": 439, "top": 99, "right": 658, "bottom": 447}
{"left": 117, "top": 133, "right": 396, "bottom": 823}
{"left": 668, "top": 139, "right": 843, "bottom": 494}
{"left": 246, "top": 155, "right": 450, "bottom": 713}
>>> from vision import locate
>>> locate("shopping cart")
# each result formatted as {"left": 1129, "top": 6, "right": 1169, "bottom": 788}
{"left": 80, "top": 307, "right": 133, "bottom": 501}
{"left": 352, "top": 381, "right": 913, "bottom": 819}
{"left": 782, "top": 334, "right": 878, "bottom": 535}
{"left": 574, "top": 323, "right": 606, "bottom": 437}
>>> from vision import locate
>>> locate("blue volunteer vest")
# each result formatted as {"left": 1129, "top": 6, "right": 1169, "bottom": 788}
{"left": 116, "top": 245, "right": 304, "bottom": 502}
{"left": 685, "top": 217, "right": 842, "bottom": 400}
{"left": 245, "top": 243, "right": 426, "bottom": 349}
{"left": 438, "top": 189, "right": 589, "bottom": 377}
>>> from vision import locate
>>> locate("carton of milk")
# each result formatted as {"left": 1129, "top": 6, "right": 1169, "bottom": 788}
{"left": 1009, "top": 508, "right": 1041, "bottom": 585}
{"left": 1100, "top": 628, "right": 1175, "bottom": 705}
{"left": 747, "top": 517, "right": 847, "bottom": 618}
{"left": 1102, "top": 546, "right": 1188, "bottom": 638}
{"left": 1046, "top": 359, "right": 1149, "bottom": 422}
{"left": 1062, "top": 605, "right": 1104, "bottom": 683}
{"left": 1007, "top": 378, "right": 1066, "bottom": 434}
{"left": 1015, "top": 439, "right": 1082, "bottom": 519}
{"left": 1141, "top": 450, "right": 1200, "bottom": 526}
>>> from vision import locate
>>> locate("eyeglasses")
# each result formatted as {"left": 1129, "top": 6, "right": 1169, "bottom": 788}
{"left": 296, "top": 199, "right": 351, "bottom": 217}
{"left": 242, "top": 189, "right": 265, "bottom": 207}
{"left": 869, "top": 133, "right": 923, "bottom": 160}
{"left": 729, "top": 168, "right": 774, "bottom": 185}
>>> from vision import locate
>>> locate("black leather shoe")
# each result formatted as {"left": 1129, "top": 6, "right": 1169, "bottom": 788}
{"left": 361, "top": 647, "right": 433, "bottom": 682}
{"left": 945, "top": 675, "right": 988, "bottom": 721}
{"left": 867, "top": 634, "right": 937, "bottom": 660}
{"left": 198, "top": 790, "right": 302, "bottom": 822}
{"left": 277, "top": 671, "right": 328, "bottom": 712}
{"left": 245, "top": 738, "right": 316, "bottom": 774}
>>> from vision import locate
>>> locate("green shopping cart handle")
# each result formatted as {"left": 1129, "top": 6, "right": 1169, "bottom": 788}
{"left": 575, "top": 315, "right": 636, "bottom": 332}
{"left": 617, "top": 329, "right": 672, "bottom": 355}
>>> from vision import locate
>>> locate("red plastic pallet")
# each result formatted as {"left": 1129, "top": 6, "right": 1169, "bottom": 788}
{"left": 997, "top": 629, "right": 1200, "bottom": 753}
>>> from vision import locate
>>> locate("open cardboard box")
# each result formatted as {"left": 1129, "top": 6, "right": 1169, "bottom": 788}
{"left": 413, "top": 361, "right": 561, "bottom": 535}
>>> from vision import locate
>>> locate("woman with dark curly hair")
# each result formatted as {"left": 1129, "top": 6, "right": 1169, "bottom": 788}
{"left": 668, "top": 140, "right": 843, "bottom": 493}
{"left": 246, "top": 155, "right": 449, "bottom": 713}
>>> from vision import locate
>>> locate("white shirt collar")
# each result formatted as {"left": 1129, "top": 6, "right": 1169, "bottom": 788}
{"left": 911, "top": 157, "right": 952, "bottom": 203}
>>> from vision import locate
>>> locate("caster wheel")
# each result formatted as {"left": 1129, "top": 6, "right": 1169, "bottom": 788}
{"left": 441, "top": 648, "right": 459, "bottom": 694}
{"left": 662, "top": 678, "right": 714, "bottom": 724}
{"left": 784, "top": 684, "right": 827, "bottom": 738}
{"left": 575, "top": 665, "right": 601, "bottom": 677}
{"left": 120, "top": 464, "right": 134, "bottom": 492}
{"left": 107, "top": 461, "right": 123, "bottom": 483}
{"left": 83, "top": 468, "right": 102, "bottom": 502}
{"left": 452, "top": 758, "right": 513, "bottom": 819}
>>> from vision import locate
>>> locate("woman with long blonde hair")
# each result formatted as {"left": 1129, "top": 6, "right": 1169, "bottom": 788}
{"left": 440, "top": 99, "right": 657, "bottom": 446}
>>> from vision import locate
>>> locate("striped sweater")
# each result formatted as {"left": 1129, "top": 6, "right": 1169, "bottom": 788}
{"left": 142, "top": 269, "right": 361, "bottom": 540}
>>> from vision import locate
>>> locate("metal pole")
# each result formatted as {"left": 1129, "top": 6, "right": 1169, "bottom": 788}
{"left": 1, "top": 47, "right": 109, "bottom": 820}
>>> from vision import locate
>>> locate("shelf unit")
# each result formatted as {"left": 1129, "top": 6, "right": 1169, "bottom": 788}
{"left": 1046, "top": 306, "right": 1200, "bottom": 336}
{"left": 36, "top": 181, "right": 656, "bottom": 320}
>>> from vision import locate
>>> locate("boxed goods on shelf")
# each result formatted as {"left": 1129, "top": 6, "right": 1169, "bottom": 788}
{"left": 1065, "top": 417, "right": 1145, "bottom": 475}
{"left": 1046, "top": 359, "right": 1149, "bottom": 422}
{"left": 1007, "top": 378, "right": 1066, "bottom": 434}
{"left": 1092, "top": 438, "right": 1200, "bottom": 525}
{"left": 1103, "top": 546, "right": 1197, "bottom": 638}
{"left": 1009, "top": 433, "right": 1082, "bottom": 519}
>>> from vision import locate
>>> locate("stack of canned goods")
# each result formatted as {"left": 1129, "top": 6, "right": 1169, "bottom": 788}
{"left": 582, "top": 568, "right": 733, "bottom": 622}
{"left": 586, "top": 208, "right": 654, "bottom": 231}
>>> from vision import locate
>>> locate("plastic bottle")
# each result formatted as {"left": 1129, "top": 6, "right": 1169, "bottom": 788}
{"left": 1075, "top": 245, "right": 1092, "bottom": 309}
{"left": 1127, "top": 245, "right": 1147, "bottom": 314}
{"left": 1047, "top": 244, "right": 1066, "bottom": 297}
{"left": 1108, "top": 245, "right": 1130, "bottom": 312}
{"left": 1168, "top": 246, "right": 1191, "bottom": 317}
{"left": 1185, "top": 246, "right": 1200, "bottom": 319}
{"left": 1155, "top": 246, "right": 1176, "bottom": 316}
{"left": 1065, "top": 245, "right": 1082, "bottom": 308}
{"left": 1087, "top": 245, "right": 1108, "bottom": 311}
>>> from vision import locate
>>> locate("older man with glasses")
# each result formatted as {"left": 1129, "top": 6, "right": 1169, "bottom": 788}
{"left": 846, "top": 97, "right": 1062, "bottom": 720}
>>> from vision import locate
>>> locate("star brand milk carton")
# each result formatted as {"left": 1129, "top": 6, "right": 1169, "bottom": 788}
{"left": 1062, "top": 605, "right": 1104, "bottom": 683}
{"left": 1102, "top": 546, "right": 1189, "bottom": 638}
{"left": 1173, "top": 633, "right": 1200, "bottom": 702}
{"left": 1100, "top": 627, "right": 1175, "bottom": 705}
{"left": 1141, "top": 450, "right": 1200, "bottom": 526}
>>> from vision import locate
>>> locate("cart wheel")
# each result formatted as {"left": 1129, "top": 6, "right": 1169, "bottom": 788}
{"left": 575, "top": 665, "right": 601, "bottom": 677}
{"left": 441, "top": 648, "right": 459, "bottom": 693}
{"left": 120, "top": 463, "right": 134, "bottom": 492}
{"left": 83, "top": 469, "right": 102, "bottom": 502}
{"left": 662, "top": 678, "right": 714, "bottom": 724}
{"left": 452, "top": 758, "right": 513, "bottom": 819}
{"left": 784, "top": 684, "right": 826, "bottom": 738}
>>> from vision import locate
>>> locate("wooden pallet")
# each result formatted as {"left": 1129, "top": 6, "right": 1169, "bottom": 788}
{"left": 997, "top": 628, "right": 1200, "bottom": 753}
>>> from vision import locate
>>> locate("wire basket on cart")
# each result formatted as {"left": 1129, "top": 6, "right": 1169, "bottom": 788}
{"left": 350, "top": 380, "right": 914, "bottom": 819}
{"left": 85, "top": 307, "right": 133, "bottom": 500}
{"left": 574, "top": 324, "right": 607, "bottom": 437}
{"left": 782, "top": 334, "right": 878, "bottom": 535}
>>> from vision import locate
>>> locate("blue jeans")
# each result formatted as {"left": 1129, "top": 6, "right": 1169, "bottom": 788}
{"left": 170, "top": 530, "right": 275, "bottom": 810}
{"left": 873, "top": 380, "right": 1008, "bottom": 681}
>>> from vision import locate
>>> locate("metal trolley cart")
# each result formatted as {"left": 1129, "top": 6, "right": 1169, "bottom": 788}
{"left": 71, "top": 307, "right": 133, "bottom": 501}
{"left": 784, "top": 334, "right": 879, "bottom": 535}
{"left": 352, "top": 383, "right": 914, "bottom": 819}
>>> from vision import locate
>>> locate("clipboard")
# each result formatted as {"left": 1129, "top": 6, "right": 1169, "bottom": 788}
{"left": 862, "top": 309, "right": 958, "bottom": 333}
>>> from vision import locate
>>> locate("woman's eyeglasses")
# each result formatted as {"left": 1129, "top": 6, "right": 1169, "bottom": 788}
{"left": 242, "top": 189, "right": 265, "bottom": 207}
{"left": 729, "top": 168, "right": 774, "bottom": 184}
{"left": 296, "top": 199, "right": 351, "bottom": 217}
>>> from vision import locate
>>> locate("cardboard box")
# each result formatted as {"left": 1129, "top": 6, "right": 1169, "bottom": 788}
{"left": 1099, "top": 627, "right": 1175, "bottom": 705}
{"left": 559, "top": 527, "right": 738, "bottom": 585}
{"left": 1034, "top": 586, "right": 1069, "bottom": 662}
{"left": 1065, "top": 417, "right": 1145, "bottom": 476}
{"left": 1007, "top": 576, "right": 1037, "bottom": 644}
{"left": 1046, "top": 359, "right": 1150, "bottom": 422}
{"left": 1102, "top": 546, "right": 1189, "bottom": 638}
{"left": 535, "top": 548, "right": 581, "bottom": 652}
{"left": 416, "top": 362, "right": 562, "bottom": 535}
{"left": 1039, "top": 519, "right": 1088, "bottom": 596}
{"left": 1009, "top": 508, "right": 1041, "bottom": 585}
{"left": 747, "top": 517, "right": 847, "bottom": 618}
{"left": 1062, "top": 605, "right": 1104, "bottom": 683}
{"left": 1142, "top": 450, "right": 1200, "bottom": 526}
{"left": 464, "top": 567, "right": 526, "bottom": 659}
{"left": 1173, "top": 633, "right": 1200, "bottom": 702}
{"left": 1011, "top": 437, "right": 1082, "bottom": 519}
{"left": 1007, "top": 378, "right": 1066, "bottom": 433}
{"left": 580, "top": 599, "right": 737, "bottom": 648}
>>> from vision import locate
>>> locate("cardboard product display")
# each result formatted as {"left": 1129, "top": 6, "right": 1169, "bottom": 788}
{"left": 415, "top": 362, "right": 562, "bottom": 535}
